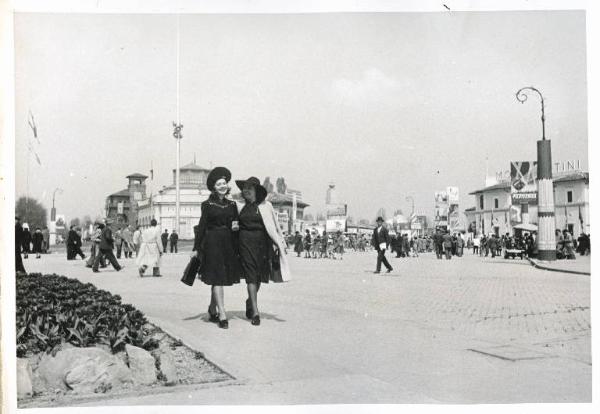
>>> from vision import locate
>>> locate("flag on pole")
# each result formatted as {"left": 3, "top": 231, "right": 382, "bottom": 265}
{"left": 578, "top": 205, "right": 584, "bottom": 226}
{"left": 565, "top": 205, "right": 569, "bottom": 229}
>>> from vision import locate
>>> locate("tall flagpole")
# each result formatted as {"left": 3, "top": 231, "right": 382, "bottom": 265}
{"left": 173, "top": 12, "right": 183, "bottom": 235}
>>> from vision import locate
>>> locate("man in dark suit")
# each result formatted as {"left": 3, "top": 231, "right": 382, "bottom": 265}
{"left": 92, "top": 221, "right": 123, "bottom": 272}
{"left": 161, "top": 229, "right": 169, "bottom": 253}
{"left": 169, "top": 230, "right": 179, "bottom": 253}
{"left": 372, "top": 217, "right": 393, "bottom": 273}
{"left": 67, "top": 226, "right": 86, "bottom": 260}
{"left": 442, "top": 231, "right": 453, "bottom": 260}
{"left": 433, "top": 229, "right": 444, "bottom": 259}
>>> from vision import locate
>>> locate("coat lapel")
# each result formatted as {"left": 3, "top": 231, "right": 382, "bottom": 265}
{"left": 258, "top": 201, "right": 292, "bottom": 282}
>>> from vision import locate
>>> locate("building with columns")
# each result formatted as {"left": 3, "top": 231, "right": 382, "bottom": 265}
{"left": 105, "top": 173, "right": 148, "bottom": 226}
{"left": 465, "top": 170, "right": 589, "bottom": 237}
{"left": 137, "top": 162, "right": 211, "bottom": 239}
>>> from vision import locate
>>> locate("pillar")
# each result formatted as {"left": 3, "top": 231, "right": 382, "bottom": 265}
{"left": 536, "top": 140, "right": 556, "bottom": 261}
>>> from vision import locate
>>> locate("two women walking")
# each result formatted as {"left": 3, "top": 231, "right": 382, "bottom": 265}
{"left": 192, "top": 167, "right": 290, "bottom": 329}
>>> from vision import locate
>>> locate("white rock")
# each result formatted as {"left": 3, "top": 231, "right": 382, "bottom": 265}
{"left": 17, "top": 358, "right": 33, "bottom": 399}
{"left": 155, "top": 345, "right": 178, "bottom": 386}
{"left": 37, "top": 347, "right": 132, "bottom": 393}
{"left": 125, "top": 344, "right": 157, "bottom": 385}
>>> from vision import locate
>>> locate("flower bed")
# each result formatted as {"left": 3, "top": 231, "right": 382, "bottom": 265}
{"left": 16, "top": 273, "right": 158, "bottom": 357}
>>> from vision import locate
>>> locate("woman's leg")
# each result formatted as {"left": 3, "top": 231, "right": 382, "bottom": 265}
{"left": 247, "top": 283, "right": 260, "bottom": 317}
{"left": 213, "top": 285, "right": 226, "bottom": 320}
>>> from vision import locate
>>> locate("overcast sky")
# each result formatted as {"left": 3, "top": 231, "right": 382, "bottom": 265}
{"left": 14, "top": 11, "right": 588, "bottom": 222}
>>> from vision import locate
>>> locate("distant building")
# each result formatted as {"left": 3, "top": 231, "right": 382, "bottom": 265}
{"left": 465, "top": 171, "right": 589, "bottom": 237}
{"left": 105, "top": 173, "right": 148, "bottom": 226}
{"left": 137, "top": 162, "right": 211, "bottom": 239}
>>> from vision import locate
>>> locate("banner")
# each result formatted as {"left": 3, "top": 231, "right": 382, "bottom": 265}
{"left": 326, "top": 219, "right": 345, "bottom": 232}
{"left": 446, "top": 186, "right": 459, "bottom": 204}
{"left": 510, "top": 161, "right": 537, "bottom": 205}
{"left": 434, "top": 191, "right": 448, "bottom": 228}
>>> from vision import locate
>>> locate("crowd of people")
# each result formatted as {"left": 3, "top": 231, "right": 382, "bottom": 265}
{"left": 290, "top": 230, "right": 348, "bottom": 259}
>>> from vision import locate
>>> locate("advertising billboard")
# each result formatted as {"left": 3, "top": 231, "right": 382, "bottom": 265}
{"left": 510, "top": 161, "right": 537, "bottom": 205}
{"left": 434, "top": 191, "right": 449, "bottom": 228}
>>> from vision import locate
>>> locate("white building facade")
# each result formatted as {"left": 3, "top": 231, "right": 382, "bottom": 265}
{"left": 137, "top": 162, "right": 211, "bottom": 240}
{"left": 465, "top": 171, "right": 589, "bottom": 237}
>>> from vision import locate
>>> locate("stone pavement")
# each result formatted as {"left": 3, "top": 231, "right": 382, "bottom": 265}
{"left": 22, "top": 249, "right": 591, "bottom": 404}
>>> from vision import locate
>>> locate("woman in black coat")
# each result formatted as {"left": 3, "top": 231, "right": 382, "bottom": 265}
{"left": 32, "top": 227, "right": 44, "bottom": 259}
{"left": 193, "top": 167, "right": 242, "bottom": 329}
{"left": 21, "top": 227, "right": 32, "bottom": 259}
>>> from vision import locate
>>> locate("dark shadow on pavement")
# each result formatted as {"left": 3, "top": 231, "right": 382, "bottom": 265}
{"left": 183, "top": 311, "right": 286, "bottom": 323}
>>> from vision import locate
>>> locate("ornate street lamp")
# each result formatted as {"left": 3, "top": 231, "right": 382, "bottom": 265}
{"left": 515, "top": 86, "right": 556, "bottom": 261}
{"left": 51, "top": 187, "right": 63, "bottom": 221}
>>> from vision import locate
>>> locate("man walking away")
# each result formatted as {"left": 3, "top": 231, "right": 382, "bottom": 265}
{"left": 442, "top": 231, "right": 453, "bottom": 260}
{"left": 161, "top": 229, "right": 169, "bottom": 253}
{"left": 92, "top": 222, "right": 123, "bottom": 272}
{"left": 488, "top": 234, "right": 498, "bottom": 258}
{"left": 372, "top": 217, "right": 393, "bottom": 273}
{"left": 169, "top": 229, "right": 179, "bottom": 253}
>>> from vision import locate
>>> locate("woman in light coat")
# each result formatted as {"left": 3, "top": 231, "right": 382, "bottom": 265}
{"left": 136, "top": 219, "right": 162, "bottom": 277}
{"left": 235, "top": 176, "right": 291, "bottom": 326}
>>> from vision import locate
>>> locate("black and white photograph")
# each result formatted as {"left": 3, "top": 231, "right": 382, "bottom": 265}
{"left": 1, "top": 0, "right": 597, "bottom": 412}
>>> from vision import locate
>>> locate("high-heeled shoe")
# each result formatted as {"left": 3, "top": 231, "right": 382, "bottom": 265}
{"left": 208, "top": 306, "right": 219, "bottom": 323}
{"left": 218, "top": 319, "right": 229, "bottom": 329}
{"left": 251, "top": 315, "right": 261, "bottom": 326}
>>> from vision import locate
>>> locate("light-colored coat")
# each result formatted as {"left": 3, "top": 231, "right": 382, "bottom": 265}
{"left": 136, "top": 226, "right": 162, "bottom": 268}
{"left": 237, "top": 200, "right": 291, "bottom": 282}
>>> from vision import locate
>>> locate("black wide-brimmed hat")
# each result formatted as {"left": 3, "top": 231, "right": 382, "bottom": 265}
{"left": 376, "top": 216, "right": 384, "bottom": 223}
{"left": 206, "top": 166, "right": 232, "bottom": 191}
{"left": 235, "top": 176, "right": 267, "bottom": 203}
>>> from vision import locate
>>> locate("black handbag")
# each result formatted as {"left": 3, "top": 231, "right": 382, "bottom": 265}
{"left": 271, "top": 246, "right": 281, "bottom": 271}
{"left": 181, "top": 254, "right": 202, "bottom": 286}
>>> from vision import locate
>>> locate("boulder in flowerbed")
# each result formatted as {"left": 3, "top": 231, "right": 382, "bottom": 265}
{"left": 36, "top": 347, "right": 133, "bottom": 394}
{"left": 17, "top": 358, "right": 33, "bottom": 398}
{"left": 125, "top": 344, "right": 157, "bottom": 385}
{"left": 153, "top": 344, "right": 179, "bottom": 386}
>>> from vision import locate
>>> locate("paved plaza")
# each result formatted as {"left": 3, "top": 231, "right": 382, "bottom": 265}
{"left": 23, "top": 248, "right": 591, "bottom": 404}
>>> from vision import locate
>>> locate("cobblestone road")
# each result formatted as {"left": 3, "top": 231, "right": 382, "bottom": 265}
{"left": 23, "top": 248, "right": 591, "bottom": 403}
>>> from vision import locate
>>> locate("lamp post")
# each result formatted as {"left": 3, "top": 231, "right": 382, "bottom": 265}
{"left": 51, "top": 187, "right": 63, "bottom": 221}
{"left": 516, "top": 86, "right": 556, "bottom": 261}
{"left": 405, "top": 195, "right": 415, "bottom": 235}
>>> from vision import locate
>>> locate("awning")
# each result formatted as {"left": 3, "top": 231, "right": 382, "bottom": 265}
{"left": 513, "top": 223, "right": 538, "bottom": 232}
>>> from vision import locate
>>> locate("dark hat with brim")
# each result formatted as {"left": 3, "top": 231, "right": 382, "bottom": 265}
{"left": 206, "top": 166, "right": 232, "bottom": 191}
{"left": 235, "top": 176, "right": 267, "bottom": 203}
{"left": 376, "top": 216, "right": 384, "bottom": 223}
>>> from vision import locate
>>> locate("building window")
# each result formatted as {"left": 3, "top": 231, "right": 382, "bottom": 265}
{"left": 567, "top": 190, "right": 573, "bottom": 203}
{"left": 494, "top": 198, "right": 499, "bottom": 209}
{"left": 479, "top": 195, "right": 484, "bottom": 210}
{"left": 567, "top": 224, "right": 574, "bottom": 235}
